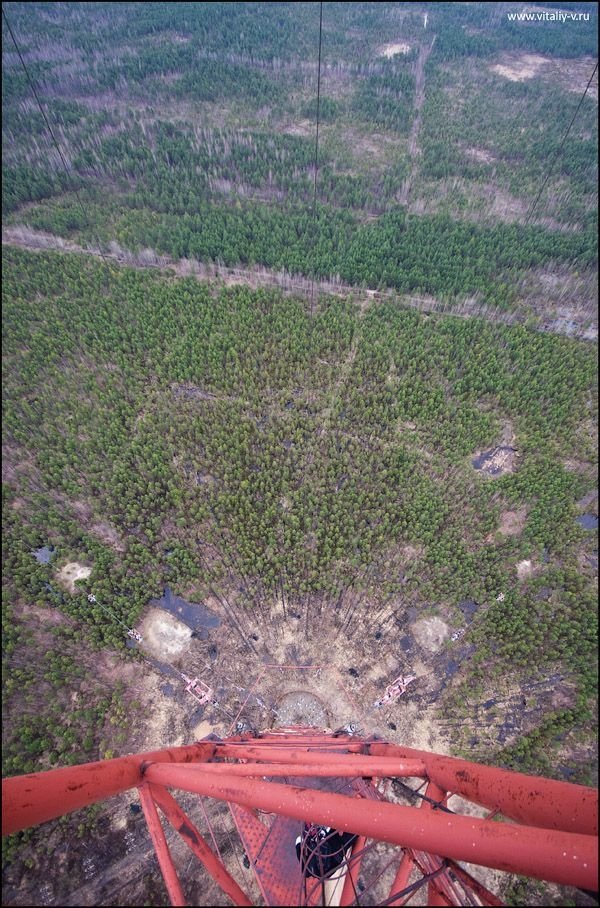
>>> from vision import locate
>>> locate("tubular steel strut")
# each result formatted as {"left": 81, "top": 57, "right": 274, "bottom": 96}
{"left": 3, "top": 732, "right": 598, "bottom": 906}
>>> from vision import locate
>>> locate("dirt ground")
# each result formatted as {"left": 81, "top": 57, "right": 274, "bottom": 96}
{"left": 516, "top": 558, "right": 535, "bottom": 581}
{"left": 9, "top": 567, "right": 585, "bottom": 905}
{"left": 137, "top": 607, "right": 193, "bottom": 660}
{"left": 497, "top": 507, "right": 527, "bottom": 537}
{"left": 490, "top": 53, "right": 551, "bottom": 82}
{"left": 89, "top": 521, "right": 126, "bottom": 552}
{"left": 464, "top": 146, "right": 497, "bottom": 164}
{"left": 55, "top": 561, "right": 92, "bottom": 593}
{"left": 379, "top": 42, "right": 411, "bottom": 57}
{"left": 411, "top": 616, "right": 450, "bottom": 653}
{"left": 490, "top": 52, "right": 598, "bottom": 100}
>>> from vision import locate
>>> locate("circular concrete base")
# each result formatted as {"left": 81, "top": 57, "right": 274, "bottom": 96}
{"left": 275, "top": 690, "right": 329, "bottom": 727}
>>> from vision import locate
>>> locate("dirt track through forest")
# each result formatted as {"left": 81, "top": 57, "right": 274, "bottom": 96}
{"left": 2, "top": 226, "right": 597, "bottom": 341}
{"left": 398, "top": 36, "right": 436, "bottom": 207}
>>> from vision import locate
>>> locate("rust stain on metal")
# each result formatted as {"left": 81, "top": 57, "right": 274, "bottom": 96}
{"left": 179, "top": 820, "right": 200, "bottom": 846}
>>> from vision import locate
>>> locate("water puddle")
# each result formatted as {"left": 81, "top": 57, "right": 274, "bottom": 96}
{"left": 32, "top": 545, "right": 55, "bottom": 564}
{"left": 149, "top": 585, "right": 221, "bottom": 632}
{"left": 457, "top": 599, "right": 478, "bottom": 623}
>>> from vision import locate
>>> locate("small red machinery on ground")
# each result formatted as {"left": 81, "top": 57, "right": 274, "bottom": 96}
{"left": 3, "top": 727, "right": 598, "bottom": 906}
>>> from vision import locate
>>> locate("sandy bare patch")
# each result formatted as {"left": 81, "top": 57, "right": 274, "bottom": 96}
{"left": 390, "top": 699, "right": 449, "bottom": 753}
{"left": 71, "top": 499, "right": 93, "bottom": 521}
{"left": 284, "top": 119, "right": 312, "bottom": 137}
{"left": 490, "top": 187, "right": 530, "bottom": 221}
{"left": 380, "top": 42, "right": 411, "bottom": 58}
{"left": 192, "top": 719, "right": 215, "bottom": 740}
{"left": 465, "top": 146, "right": 497, "bottom": 165}
{"left": 55, "top": 561, "right": 92, "bottom": 594}
{"left": 490, "top": 53, "right": 550, "bottom": 82}
{"left": 498, "top": 507, "right": 527, "bottom": 537}
{"left": 333, "top": 128, "right": 404, "bottom": 169}
{"left": 20, "top": 601, "right": 68, "bottom": 625}
{"left": 138, "top": 607, "right": 193, "bottom": 660}
{"left": 516, "top": 559, "right": 534, "bottom": 580}
{"left": 550, "top": 55, "right": 598, "bottom": 100}
{"left": 411, "top": 616, "right": 450, "bottom": 653}
{"left": 90, "top": 521, "right": 126, "bottom": 552}
{"left": 399, "top": 544, "right": 422, "bottom": 561}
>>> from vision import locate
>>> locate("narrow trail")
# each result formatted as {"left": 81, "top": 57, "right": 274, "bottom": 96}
{"left": 316, "top": 326, "right": 359, "bottom": 439}
{"left": 2, "top": 226, "right": 596, "bottom": 341}
{"left": 398, "top": 36, "right": 436, "bottom": 207}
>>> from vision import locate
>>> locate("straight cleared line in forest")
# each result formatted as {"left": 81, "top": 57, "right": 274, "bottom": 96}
{"left": 398, "top": 35, "right": 436, "bottom": 207}
{"left": 2, "top": 226, "right": 597, "bottom": 342}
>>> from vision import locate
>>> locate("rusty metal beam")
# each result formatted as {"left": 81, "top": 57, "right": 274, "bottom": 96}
{"left": 213, "top": 743, "right": 371, "bottom": 761}
{"left": 386, "top": 852, "right": 415, "bottom": 907}
{"left": 149, "top": 783, "right": 252, "bottom": 907}
{"left": 417, "top": 782, "right": 458, "bottom": 907}
{"left": 2, "top": 742, "right": 216, "bottom": 835}
{"left": 188, "top": 756, "right": 427, "bottom": 778}
{"left": 367, "top": 742, "right": 598, "bottom": 835}
{"left": 339, "top": 835, "right": 367, "bottom": 906}
{"left": 427, "top": 889, "right": 452, "bottom": 906}
{"left": 444, "top": 859, "right": 504, "bottom": 907}
{"left": 138, "top": 783, "right": 186, "bottom": 907}
{"left": 142, "top": 763, "right": 598, "bottom": 890}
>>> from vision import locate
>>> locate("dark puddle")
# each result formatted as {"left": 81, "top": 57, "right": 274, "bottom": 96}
{"left": 427, "top": 650, "right": 470, "bottom": 703}
{"left": 577, "top": 514, "right": 598, "bottom": 530}
{"left": 457, "top": 599, "right": 478, "bottom": 623}
{"left": 188, "top": 705, "right": 206, "bottom": 724}
{"left": 149, "top": 585, "right": 221, "bottom": 632}
{"left": 32, "top": 545, "right": 55, "bottom": 564}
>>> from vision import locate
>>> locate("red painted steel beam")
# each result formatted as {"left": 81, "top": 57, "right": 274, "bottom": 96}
{"left": 212, "top": 744, "right": 426, "bottom": 775}
{"left": 428, "top": 889, "right": 451, "bottom": 906}
{"left": 418, "top": 782, "right": 456, "bottom": 907}
{"left": 224, "top": 736, "right": 370, "bottom": 752}
{"left": 143, "top": 763, "right": 598, "bottom": 890}
{"left": 2, "top": 742, "right": 216, "bottom": 835}
{"left": 386, "top": 852, "right": 415, "bottom": 907}
{"left": 339, "top": 835, "right": 367, "bottom": 906}
{"left": 214, "top": 742, "right": 368, "bottom": 759}
{"left": 138, "top": 783, "right": 186, "bottom": 907}
{"left": 367, "top": 743, "right": 598, "bottom": 836}
{"left": 444, "top": 860, "right": 504, "bottom": 907}
{"left": 190, "top": 758, "right": 427, "bottom": 778}
{"left": 149, "top": 783, "right": 252, "bottom": 907}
